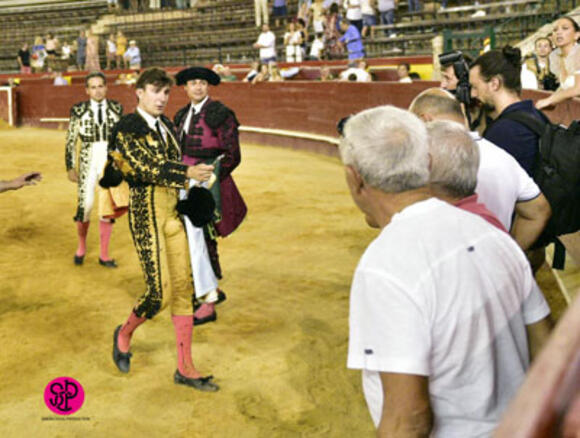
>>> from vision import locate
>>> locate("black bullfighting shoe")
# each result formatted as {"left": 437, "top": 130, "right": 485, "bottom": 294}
{"left": 73, "top": 254, "right": 84, "bottom": 265}
{"left": 112, "top": 325, "right": 132, "bottom": 373}
{"left": 99, "top": 258, "right": 118, "bottom": 268}
{"left": 174, "top": 370, "right": 219, "bottom": 392}
{"left": 193, "top": 303, "right": 217, "bottom": 326}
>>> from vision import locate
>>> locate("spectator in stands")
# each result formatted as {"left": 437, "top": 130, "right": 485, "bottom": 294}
{"left": 340, "top": 104, "right": 552, "bottom": 438}
{"left": 124, "top": 40, "right": 142, "bottom": 70}
{"left": 297, "top": 18, "right": 309, "bottom": 60}
{"left": 344, "top": 0, "right": 363, "bottom": 33}
{"left": 76, "top": 30, "right": 87, "bottom": 71}
{"left": 536, "top": 16, "right": 580, "bottom": 109}
{"left": 268, "top": 62, "right": 284, "bottom": 82}
{"left": 107, "top": 0, "right": 119, "bottom": 11}
{"left": 17, "top": 43, "right": 31, "bottom": 74}
{"left": 53, "top": 71, "right": 69, "bottom": 86}
{"left": 339, "top": 60, "right": 371, "bottom": 81}
{"left": 298, "top": 0, "right": 312, "bottom": 27}
{"left": 254, "top": 0, "right": 269, "bottom": 27}
{"left": 409, "top": 88, "right": 551, "bottom": 250}
{"left": 45, "top": 33, "right": 58, "bottom": 60}
{"left": 116, "top": 30, "right": 128, "bottom": 70}
{"left": 377, "top": 0, "right": 396, "bottom": 37}
{"left": 212, "top": 64, "right": 237, "bottom": 81}
{"left": 525, "top": 37, "right": 554, "bottom": 90}
{"left": 85, "top": 30, "right": 100, "bottom": 72}
{"left": 284, "top": 22, "right": 303, "bottom": 62}
{"left": 106, "top": 34, "right": 117, "bottom": 70}
{"left": 339, "top": 20, "right": 365, "bottom": 60}
{"left": 361, "top": 0, "right": 376, "bottom": 38}
{"left": 272, "top": 0, "right": 287, "bottom": 27}
{"left": 470, "top": 46, "right": 549, "bottom": 177}
{"left": 243, "top": 61, "right": 260, "bottom": 82}
{"left": 397, "top": 62, "right": 412, "bottom": 82}
{"left": 150, "top": 0, "right": 161, "bottom": 9}
{"left": 0, "top": 172, "right": 41, "bottom": 194}
{"left": 252, "top": 63, "right": 270, "bottom": 84}
{"left": 408, "top": 0, "right": 420, "bottom": 13}
{"left": 310, "top": 0, "right": 325, "bottom": 34}
{"left": 319, "top": 65, "right": 335, "bottom": 81}
{"left": 309, "top": 33, "right": 325, "bottom": 60}
{"left": 426, "top": 121, "right": 506, "bottom": 231}
{"left": 324, "top": 3, "right": 344, "bottom": 59}
{"left": 31, "top": 36, "right": 47, "bottom": 73}
{"left": 253, "top": 24, "right": 277, "bottom": 64}
{"left": 61, "top": 41, "right": 72, "bottom": 63}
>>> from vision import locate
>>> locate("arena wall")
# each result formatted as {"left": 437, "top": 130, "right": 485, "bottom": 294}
{"left": 12, "top": 80, "right": 577, "bottom": 140}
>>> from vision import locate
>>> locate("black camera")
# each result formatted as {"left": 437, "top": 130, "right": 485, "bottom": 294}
{"left": 439, "top": 50, "right": 471, "bottom": 105}
{"left": 542, "top": 73, "right": 559, "bottom": 91}
{"left": 439, "top": 50, "right": 472, "bottom": 125}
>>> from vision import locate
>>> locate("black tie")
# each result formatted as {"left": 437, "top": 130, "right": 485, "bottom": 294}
{"left": 97, "top": 103, "right": 103, "bottom": 124}
{"left": 156, "top": 120, "right": 166, "bottom": 145}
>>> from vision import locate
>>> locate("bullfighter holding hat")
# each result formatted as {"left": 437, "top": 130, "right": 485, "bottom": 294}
{"left": 174, "top": 66, "right": 247, "bottom": 325}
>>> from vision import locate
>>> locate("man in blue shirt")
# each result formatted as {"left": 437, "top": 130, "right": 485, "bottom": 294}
{"left": 469, "top": 47, "right": 549, "bottom": 177}
{"left": 339, "top": 20, "right": 365, "bottom": 60}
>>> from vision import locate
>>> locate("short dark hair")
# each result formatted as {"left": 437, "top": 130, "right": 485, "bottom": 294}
{"left": 471, "top": 46, "right": 522, "bottom": 94}
{"left": 136, "top": 67, "right": 174, "bottom": 90}
{"left": 398, "top": 63, "right": 410, "bottom": 71}
{"left": 535, "top": 36, "right": 552, "bottom": 46}
{"left": 85, "top": 71, "right": 106, "bottom": 87}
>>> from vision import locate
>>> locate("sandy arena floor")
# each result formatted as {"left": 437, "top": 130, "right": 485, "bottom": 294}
{"left": 0, "top": 127, "right": 567, "bottom": 437}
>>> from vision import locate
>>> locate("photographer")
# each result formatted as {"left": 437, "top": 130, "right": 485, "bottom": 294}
{"left": 439, "top": 50, "right": 484, "bottom": 131}
{"left": 525, "top": 37, "right": 559, "bottom": 91}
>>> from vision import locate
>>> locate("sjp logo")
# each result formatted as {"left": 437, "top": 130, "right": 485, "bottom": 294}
{"left": 44, "top": 377, "right": 85, "bottom": 415}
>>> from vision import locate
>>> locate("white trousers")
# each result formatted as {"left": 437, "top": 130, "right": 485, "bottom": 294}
{"left": 254, "top": 0, "right": 268, "bottom": 26}
{"left": 180, "top": 179, "right": 218, "bottom": 299}
{"left": 80, "top": 141, "right": 108, "bottom": 222}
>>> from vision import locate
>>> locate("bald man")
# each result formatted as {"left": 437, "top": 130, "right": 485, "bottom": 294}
{"left": 409, "top": 88, "right": 551, "bottom": 251}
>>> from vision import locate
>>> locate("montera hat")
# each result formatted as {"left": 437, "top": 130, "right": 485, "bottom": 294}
{"left": 175, "top": 67, "right": 221, "bottom": 86}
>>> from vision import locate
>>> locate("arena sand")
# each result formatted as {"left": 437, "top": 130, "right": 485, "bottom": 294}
{"left": 0, "top": 127, "right": 567, "bottom": 437}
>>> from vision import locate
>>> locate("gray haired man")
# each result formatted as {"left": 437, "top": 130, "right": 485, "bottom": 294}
{"left": 341, "top": 105, "right": 551, "bottom": 437}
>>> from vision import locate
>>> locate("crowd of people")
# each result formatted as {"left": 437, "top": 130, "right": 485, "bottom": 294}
{"left": 16, "top": 29, "right": 140, "bottom": 76}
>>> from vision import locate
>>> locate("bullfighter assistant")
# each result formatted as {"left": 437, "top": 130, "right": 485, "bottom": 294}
{"left": 65, "top": 71, "right": 125, "bottom": 267}
{"left": 174, "top": 66, "right": 247, "bottom": 325}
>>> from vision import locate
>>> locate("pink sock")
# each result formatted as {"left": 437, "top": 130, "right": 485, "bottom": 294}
{"left": 194, "top": 302, "right": 215, "bottom": 320}
{"left": 75, "top": 221, "right": 90, "bottom": 257}
{"left": 118, "top": 311, "right": 146, "bottom": 353}
{"left": 99, "top": 220, "right": 114, "bottom": 261}
{"left": 172, "top": 315, "right": 201, "bottom": 378}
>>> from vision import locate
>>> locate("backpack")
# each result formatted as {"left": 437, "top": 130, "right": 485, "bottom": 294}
{"left": 500, "top": 111, "right": 580, "bottom": 269}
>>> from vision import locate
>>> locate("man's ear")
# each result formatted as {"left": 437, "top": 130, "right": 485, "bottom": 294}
{"left": 345, "top": 165, "right": 364, "bottom": 193}
{"left": 490, "top": 75, "right": 501, "bottom": 91}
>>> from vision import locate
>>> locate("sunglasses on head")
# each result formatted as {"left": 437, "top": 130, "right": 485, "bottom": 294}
{"left": 336, "top": 115, "right": 351, "bottom": 136}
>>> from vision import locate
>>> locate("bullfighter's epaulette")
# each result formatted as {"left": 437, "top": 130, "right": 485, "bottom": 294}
{"left": 205, "top": 101, "right": 239, "bottom": 130}
{"left": 108, "top": 100, "right": 123, "bottom": 116}
{"left": 70, "top": 101, "right": 90, "bottom": 118}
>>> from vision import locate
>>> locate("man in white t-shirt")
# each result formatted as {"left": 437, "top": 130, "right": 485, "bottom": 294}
{"left": 339, "top": 105, "right": 552, "bottom": 437}
{"left": 409, "top": 88, "right": 551, "bottom": 250}
{"left": 253, "top": 24, "right": 277, "bottom": 64}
